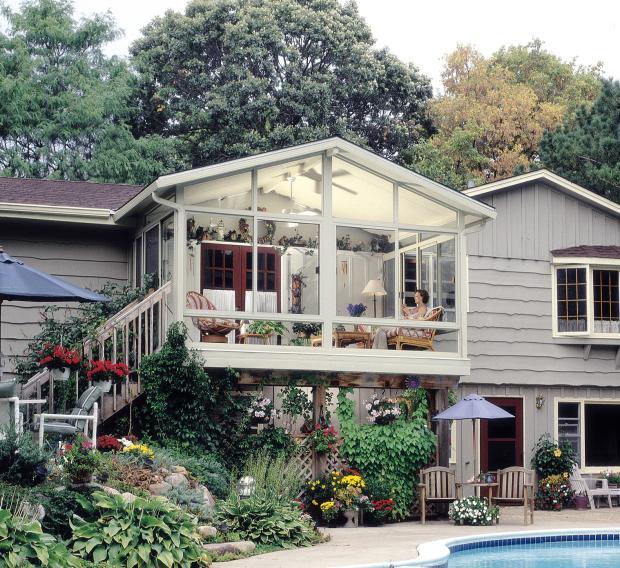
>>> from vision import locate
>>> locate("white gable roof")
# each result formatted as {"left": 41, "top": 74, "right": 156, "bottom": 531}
{"left": 464, "top": 169, "right": 620, "bottom": 219}
{"left": 114, "top": 137, "right": 496, "bottom": 222}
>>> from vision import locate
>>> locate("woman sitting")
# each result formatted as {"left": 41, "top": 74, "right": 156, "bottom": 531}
{"left": 372, "top": 289, "right": 431, "bottom": 349}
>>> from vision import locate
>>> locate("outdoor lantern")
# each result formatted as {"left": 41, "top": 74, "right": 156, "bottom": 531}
{"left": 237, "top": 476, "right": 256, "bottom": 499}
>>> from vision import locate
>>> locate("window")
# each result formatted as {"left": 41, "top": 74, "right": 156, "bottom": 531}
{"left": 557, "top": 401, "right": 620, "bottom": 469}
{"left": 554, "top": 264, "right": 620, "bottom": 335}
{"left": 556, "top": 267, "right": 587, "bottom": 332}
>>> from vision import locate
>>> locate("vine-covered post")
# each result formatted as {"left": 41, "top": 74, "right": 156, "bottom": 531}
{"left": 312, "top": 385, "right": 327, "bottom": 478}
{"left": 435, "top": 388, "right": 450, "bottom": 467}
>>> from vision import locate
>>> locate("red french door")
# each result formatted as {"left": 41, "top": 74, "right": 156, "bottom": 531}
{"left": 480, "top": 397, "right": 523, "bottom": 472}
{"left": 200, "top": 243, "right": 280, "bottom": 311}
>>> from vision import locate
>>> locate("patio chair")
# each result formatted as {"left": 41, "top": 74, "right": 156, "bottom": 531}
{"left": 186, "top": 291, "right": 240, "bottom": 342}
{"left": 570, "top": 468, "right": 613, "bottom": 509}
{"left": 491, "top": 466, "right": 535, "bottom": 525}
{"left": 35, "top": 386, "right": 101, "bottom": 448}
{"left": 418, "top": 466, "right": 461, "bottom": 524}
{"left": 387, "top": 306, "right": 444, "bottom": 351}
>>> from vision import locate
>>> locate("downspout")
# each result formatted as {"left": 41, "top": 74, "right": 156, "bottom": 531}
{"left": 151, "top": 191, "right": 185, "bottom": 326}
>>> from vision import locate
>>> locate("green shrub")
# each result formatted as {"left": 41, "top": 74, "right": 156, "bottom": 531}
{"left": 0, "top": 429, "right": 50, "bottom": 486}
{"left": 239, "top": 426, "right": 296, "bottom": 460}
{"left": 153, "top": 445, "right": 230, "bottom": 499}
{"left": 336, "top": 387, "right": 436, "bottom": 518}
{"left": 166, "top": 485, "right": 213, "bottom": 522}
{"left": 0, "top": 508, "right": 81, "bottom": 567}
{"left": 216, "top": 497, "right": 319, "bottom": 548}
{"left": 34, "top": 487, "right": 97, "bottom": 540}
{"left": 531, "top": 434, "right": 576, "bottom": 478}
{"left": 70, "top": 491, "right": 209, "bottom": 567}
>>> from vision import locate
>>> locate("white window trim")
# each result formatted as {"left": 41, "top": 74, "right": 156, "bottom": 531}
{"left": 551, "top": 259, "right": 620, "bottom": 339}
{"left": 554, "top": 397, "right": 620, "bottom": 473}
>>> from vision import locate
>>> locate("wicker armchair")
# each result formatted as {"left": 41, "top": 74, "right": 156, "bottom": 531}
{"left": 186, "top": 291, "right": 240, "bottom": 342}
{"left": 387, "top": 306, "right": 444, "bottom": 351}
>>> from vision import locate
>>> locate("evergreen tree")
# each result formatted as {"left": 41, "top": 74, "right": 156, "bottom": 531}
{"left": 540, "top": 79, "right": 620, "bottom": 203}
{"left": 129, "top": 0, "right": 433, "bottom": 167}
{"left": 0, "top": 0, "right": 184, "bottom": 183}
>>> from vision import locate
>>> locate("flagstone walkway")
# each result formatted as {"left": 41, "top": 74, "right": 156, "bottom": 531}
{"left": 213, "top": 506, "right": 620, "bottom": 568}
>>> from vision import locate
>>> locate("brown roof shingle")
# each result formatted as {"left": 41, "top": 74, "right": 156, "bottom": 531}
{"left": 551, "top": 245, "right": 620, "bottom": 259}
{"left": 0, "top": 177, "right": 143, "bottom": 210}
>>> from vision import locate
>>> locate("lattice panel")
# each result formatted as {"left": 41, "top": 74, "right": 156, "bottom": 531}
{"left": 293, "top": 437, "right": 349, "bottom": 498}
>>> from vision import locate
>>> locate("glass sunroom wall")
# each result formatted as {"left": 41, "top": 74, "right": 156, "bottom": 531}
{"left": 336, "top": 227, "right": 395, "bottom": 319}
{"left": 184, "top": 171, "right": 252, "bottom": 210}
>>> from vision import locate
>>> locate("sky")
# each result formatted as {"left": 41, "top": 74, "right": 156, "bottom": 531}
{"left": 4, "top": 0, "right": 619, "bottom": 92}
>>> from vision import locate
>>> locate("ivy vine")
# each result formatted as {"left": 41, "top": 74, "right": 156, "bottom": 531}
{"left": 336, "top": 387, "right": 436, "bottom": 518}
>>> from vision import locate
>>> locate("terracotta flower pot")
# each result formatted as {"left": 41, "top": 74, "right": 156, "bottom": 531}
{"left": 574, "top": 494, "right": 589, "bottom": 510}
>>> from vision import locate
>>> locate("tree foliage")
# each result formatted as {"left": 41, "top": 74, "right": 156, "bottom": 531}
{"left": 0, "top": 0, "right": 184, "bottom": 183}
{"left": 407, "top": 42, "right": 602, "bottom": 187}
{"left": 129, "top": 0, "right": 432, "bottom": 167}
{"left": 540, "top": 79, "right": 620, "bottom": 203}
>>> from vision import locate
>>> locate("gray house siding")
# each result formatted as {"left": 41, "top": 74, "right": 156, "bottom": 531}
{"left": 0, "top": 218, "right": 131, "bottom": 378}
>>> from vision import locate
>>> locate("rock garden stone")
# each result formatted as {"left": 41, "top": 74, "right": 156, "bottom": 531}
{"left": 173, "top": 465, "right": 188, "bottom": 475}
{"left": 101, "top": 486, "right": 121, "bottom": 496}
{"left": 203, "top": 541, "right": 256, "bottom": 555}
{"left": 121, "top": 492, "right": 137, "bottom": 503}
{"left": 148, "top": 481, "right": 172, "bottom": 495}
{"left": 199, "top": 485, "right": 215, "bottom": 507}
{"left": 197, "top": 525, "right": 217, "bottom": 539}
{"left": 164, "top": 473, "right": 188, "bottom": 488}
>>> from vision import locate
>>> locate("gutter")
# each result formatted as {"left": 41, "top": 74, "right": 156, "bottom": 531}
{"left": 0, "top": 202, "right": 119, "bottom": 225}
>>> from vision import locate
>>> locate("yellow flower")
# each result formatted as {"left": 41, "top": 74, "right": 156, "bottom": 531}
{"left": 554, "top": 449, "right": 562, "bottom": 458}
{"left": 312, "top": 500, "right": 318, "bottom": 506}
{"left": 563, "top": 472, "right": 569, "bottom": 479}
{"left": 320, "top": 501, "right": 335, "bottom": 511}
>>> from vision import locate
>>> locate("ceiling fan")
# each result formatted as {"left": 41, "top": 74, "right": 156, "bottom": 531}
{"left": 281, "top": 176, "right": 321, "bottom": 215}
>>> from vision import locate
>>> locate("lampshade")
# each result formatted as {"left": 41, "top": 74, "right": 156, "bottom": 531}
{"left": 362, "top": 279, "right": 387, "bottom": 296}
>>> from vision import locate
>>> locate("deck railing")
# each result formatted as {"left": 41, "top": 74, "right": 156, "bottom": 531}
{"left": 84, "top": 281, "right": 172, "bottom": 421}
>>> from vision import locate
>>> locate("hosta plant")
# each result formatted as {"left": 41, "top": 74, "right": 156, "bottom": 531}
{"left": 0, "top": 509, "right": 81, "bottom": 567}
{"left": 449, "top": 496, "right": 499, "bottom": 526}
{"left": 70, "top": 491, "right": 209, "bottom": 567}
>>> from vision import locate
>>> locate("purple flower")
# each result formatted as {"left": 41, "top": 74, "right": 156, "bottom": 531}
{"left": 346, "top": 303, "right": 367, "bottom": 317}
{"left": 405, "top": 375, "right": 420, "bottom": 389}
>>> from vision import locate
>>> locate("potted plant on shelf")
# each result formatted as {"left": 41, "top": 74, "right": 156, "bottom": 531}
{"left": 291, "top": 322, "right": 321, "bottom": 339}
{"left": 365, "top": 393, "right": 402, "bottom": 425}
{"left": 247, "top": 320, "right": 287, "bottom": 339}
{"left": 37, "top": 343, "right": 81, "bottom": 381}
{"left": 86, "top": 359, "right": 129, "bottom": 393}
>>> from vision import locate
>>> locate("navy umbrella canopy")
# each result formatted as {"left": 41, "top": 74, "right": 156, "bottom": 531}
{"left": 0, "top": 247, "right": 109, "bottom": 367}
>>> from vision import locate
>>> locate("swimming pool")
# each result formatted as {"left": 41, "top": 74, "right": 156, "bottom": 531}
{"left": 337, "top": 529, "right": 620, "bottom": 568}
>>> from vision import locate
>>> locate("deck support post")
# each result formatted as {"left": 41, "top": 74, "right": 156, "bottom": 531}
{"left": 435, "top": 387, "right": 450, "bottom": 467}
{"left": 312, "top": 385, "right": 327, "bottom": 478}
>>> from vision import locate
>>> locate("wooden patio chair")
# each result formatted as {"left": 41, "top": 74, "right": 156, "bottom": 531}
{"left": 418, "top": 466, "right": 460, "bottom": 524}
{"left": 186, "top": 291, "right": 240, "bottom": 342}
{"left": 387, "top": 306, "right": 444, "bottom": 351}
{"left": 570, "top": 468, "right": 613, "bottom": 509}
{"left": 492, "top": 466, "right": 535, "bottom": 525}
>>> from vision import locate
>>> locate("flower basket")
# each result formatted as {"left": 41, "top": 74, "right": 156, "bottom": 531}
{"left": 51, "top": 367, "right": 71, "bottom": 381}
{"left": 365, "top": 393, "right": 401, "bottom": 424}
{"left": 37, "top": 344, "right": 81, "bottom": 380}
{"left": 374, "top": 415, "right": 396, "bottom": 425}
{"left": 86, "top": 360, "right": 129, "bottom": 388}
{"left": 247, "top": 395, "right": 277, "bottom": 424}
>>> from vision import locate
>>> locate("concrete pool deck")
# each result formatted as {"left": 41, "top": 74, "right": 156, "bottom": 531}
{"left": 213, "top": 507, "right": 620, "bottom": 568}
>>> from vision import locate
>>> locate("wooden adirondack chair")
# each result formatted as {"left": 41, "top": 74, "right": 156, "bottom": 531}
{"left": 418, "top": 466, "right": 460, "bottom": 524}
{"left": 570, "top": 468, "right": 613, "bottom": 509}
{"left": 492, "top": 466, "right": 535, "bottom": 525}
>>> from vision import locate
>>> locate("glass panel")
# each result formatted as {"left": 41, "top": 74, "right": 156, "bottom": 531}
{"left": 556, "top": 267, "right": 587, "bottom": 332}
{"left": 145, "top": 225, "right": 160, "bottom": 288}
{"left": 403, "top": 232, "right": 456, "bottom": 322}
{"left": 257, "top": 155, "right": 322, "bottom": 215}
{"left": 135, "top": 236, "right": 142, "bottom": 287}
{"left": 593, "top": 270, "right": 620, "bottom": 333}
{"left": 332, "top": 157, "right": 393, "bottom": 222}
{"left": 398, "top": 186, "right": 457, "bottom": 228}
{"left": 184, "top": 171, "right": 252, "bottom": 210}
{"left": 185, "top": 212, "right": 253, "bottom": 313}
{"left": 161, "top": 216, "right": 174, "bottom": 283}
{"left": 256, "top": 220, "right": 319, "bottom": 314}
{"left": 331, "top": 323, "right": 457, "bottom": 352}
{"left": 585, "top": 404, "right": 620, "bottom": 467}
{"left": 336, "top": 227, "right": 394, "bottom": 318}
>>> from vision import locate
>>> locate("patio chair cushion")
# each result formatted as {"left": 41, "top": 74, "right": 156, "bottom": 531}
{"left": 41, "top": 421, "right": 79, "bottom": 435}
{"left": 0, "top": 379, "right": 16, "bottom": 398}
{"left": 76, "top": 386, "right": 101, "bottom": 411}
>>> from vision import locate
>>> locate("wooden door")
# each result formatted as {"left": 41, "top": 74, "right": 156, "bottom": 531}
{"left": 480, "top": 397, "right": 523, "bottom": 473}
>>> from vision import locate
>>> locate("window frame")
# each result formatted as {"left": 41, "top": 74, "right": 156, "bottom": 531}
{"left": 552, "top": 258, "right": 620, "bottom": 338}
{"left": 554, "top": 397, "right": 620, "bottom": 473}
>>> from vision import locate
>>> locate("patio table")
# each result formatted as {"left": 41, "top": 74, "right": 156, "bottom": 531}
{"left": 456, "top": 481, "right": 498, "bottom": 503}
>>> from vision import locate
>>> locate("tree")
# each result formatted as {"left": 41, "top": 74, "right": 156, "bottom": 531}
{"left": 540, "top": 79, "right": 620, "bottom": 203}
{"left": 129, "top": 0, "right": 433, "bottom": 167}
{"left": 406, "top": 43, "right": 602, "bottom": 187}
{"left": 0, "top": 0, "right": 184, "bottom": 183}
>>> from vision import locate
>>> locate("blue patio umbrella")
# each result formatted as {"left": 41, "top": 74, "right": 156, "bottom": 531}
{"left": 433, "top": 394, "right": 514, "bottom": 478}
{"left": 0, "top": 247, "right": 109, "bottom": 371}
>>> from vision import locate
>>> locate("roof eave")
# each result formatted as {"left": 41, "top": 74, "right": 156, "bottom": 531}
{"left": 0, "top": 202, "right": 127, "bottom": 226}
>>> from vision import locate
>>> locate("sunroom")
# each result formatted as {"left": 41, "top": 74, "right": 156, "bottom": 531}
{"left": 117, "top": 138, "right": 495, "bottom": 377}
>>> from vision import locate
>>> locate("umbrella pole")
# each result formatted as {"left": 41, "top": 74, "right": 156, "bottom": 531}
{"left": 472, "top": 418, "right": 477, "bottom": 481}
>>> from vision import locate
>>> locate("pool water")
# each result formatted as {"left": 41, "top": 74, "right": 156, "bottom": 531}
{"left": 448, "top": 540, "right": 620, "bottom": 567}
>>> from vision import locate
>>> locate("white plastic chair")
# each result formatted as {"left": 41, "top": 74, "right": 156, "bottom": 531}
{"left": 570, "top": 468, "right": 613, "bottom": 509}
